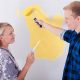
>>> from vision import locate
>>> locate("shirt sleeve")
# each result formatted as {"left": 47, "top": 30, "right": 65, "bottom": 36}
{"left": 72, "top": 43, "right": 80, "bottom": 63}
{"left": 0, "top": 50, "right": 17, "bottom": 80}
{"left": 60, "top": 30, "right": 74, "bottom": 43}
{"left": 60, "top": 29, "right": 66, "bottom": 39}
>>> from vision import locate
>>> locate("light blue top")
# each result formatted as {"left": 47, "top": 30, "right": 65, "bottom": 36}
{"left": 0, "top": 48, "right": 20, "bottom": 80}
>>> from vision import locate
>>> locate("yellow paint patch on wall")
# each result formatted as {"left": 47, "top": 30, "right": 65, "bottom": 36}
{"left": 23, "top": 6, "right": 65, "bottom": 60}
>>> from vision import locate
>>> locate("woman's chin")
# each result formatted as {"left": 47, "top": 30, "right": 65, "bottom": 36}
{"left": 10, "top": 39, "right": 15, "bottom": 44}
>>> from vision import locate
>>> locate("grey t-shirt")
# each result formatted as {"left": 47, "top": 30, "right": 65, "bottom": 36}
{"left": 0, "top": 48, "right": 20, "bottom": 80}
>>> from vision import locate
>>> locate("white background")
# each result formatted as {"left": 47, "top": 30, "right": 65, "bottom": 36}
{"left": 0, "top": 0, "right": 79, "bottom": 80}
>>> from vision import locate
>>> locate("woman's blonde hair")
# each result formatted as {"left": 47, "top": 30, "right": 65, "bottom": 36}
{"left": 0, "top": 23, "right": 12, "bottom": 47}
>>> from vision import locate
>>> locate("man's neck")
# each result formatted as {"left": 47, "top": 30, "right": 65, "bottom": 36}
{"left": 75, "top": 29, "right": 80, "bottom": 34}
{"left": 75, "top": 24, "right": 80, "bottom": 33}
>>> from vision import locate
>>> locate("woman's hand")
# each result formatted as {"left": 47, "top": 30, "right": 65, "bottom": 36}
{"left": 17, "top": 52, "right": 35, "bottom": 80}
{"left": 26, "top": 52, "right": 35, "bottom": 67}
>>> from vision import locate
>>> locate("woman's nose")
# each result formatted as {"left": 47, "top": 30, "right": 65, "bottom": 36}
{"left": 12, "top": 33, "right": 15, "bottom": 37}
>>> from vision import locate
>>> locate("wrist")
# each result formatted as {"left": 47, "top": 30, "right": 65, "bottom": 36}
{"left": 42, "top": 22, "right": 48, "bottom": 28}
{"left": 25, "top": 62, "right": 32, "bottom": 68}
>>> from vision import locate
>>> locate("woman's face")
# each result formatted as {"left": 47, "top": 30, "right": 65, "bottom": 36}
{"left": 1, "top": 26, "right": 15, "bottom": 44}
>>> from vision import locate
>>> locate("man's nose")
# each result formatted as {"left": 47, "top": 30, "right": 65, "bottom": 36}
{"left": 65, "top": 19, "right": 68, "bottom": 24}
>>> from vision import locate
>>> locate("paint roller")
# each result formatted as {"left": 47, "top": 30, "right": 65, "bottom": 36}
{"left": 24, "top": 7, "right": 42, "bottom": 28}
{"left": 25, "top": 9, "right": 35, "bottom": 16}
{"left": 32, "top": 40, "right": 41, "bottom": 53}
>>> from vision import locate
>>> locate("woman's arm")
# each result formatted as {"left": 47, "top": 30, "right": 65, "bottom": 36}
{"left": 17, "top": 52, "right": 34, "bottom": 80}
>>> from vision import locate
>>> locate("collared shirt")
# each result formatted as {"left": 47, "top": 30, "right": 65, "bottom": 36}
{"left": 0, "top": 48, "right": 20, "bottom": 80}
{"left": 62, "top": 30, "right": 80, "bottom": 80}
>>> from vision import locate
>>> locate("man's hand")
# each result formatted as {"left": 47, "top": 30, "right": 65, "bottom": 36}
{"left": 34, "top": 18, "right": 44, "bottom": 28}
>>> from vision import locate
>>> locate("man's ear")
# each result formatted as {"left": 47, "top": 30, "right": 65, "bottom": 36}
{"left": 76, "top": 16, "right": 80, "bottom": 22}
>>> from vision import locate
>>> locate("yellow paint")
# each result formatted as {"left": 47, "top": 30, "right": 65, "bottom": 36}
{"left": 23, "top": 5, "right": 65, "bottom": 60}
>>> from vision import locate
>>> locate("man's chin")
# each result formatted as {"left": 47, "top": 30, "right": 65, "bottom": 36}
{"left": 68, "top": 28, "right": 74, "bottom": 30}
{"left": 68, "top": 26, "right": 75, "bottom": 30}
{"left": 68, "top": 24, "right": 76, "bottom": 30}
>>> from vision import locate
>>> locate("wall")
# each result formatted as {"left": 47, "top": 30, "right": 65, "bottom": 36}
{"left": 0, "top": 0, "right": 79, "bottom": 80}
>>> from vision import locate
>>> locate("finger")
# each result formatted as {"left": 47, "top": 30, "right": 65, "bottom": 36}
{"left": 28, "top": 53, "right": 34, "bottom": 59}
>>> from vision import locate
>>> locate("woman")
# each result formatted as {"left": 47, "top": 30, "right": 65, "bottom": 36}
{"left": 0, "top": 23, "right": 35, "bottom": 80}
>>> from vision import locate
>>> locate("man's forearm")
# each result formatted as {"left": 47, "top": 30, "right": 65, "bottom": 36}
{"left": 42, "top": 22, "right": 66, "bottom": 37}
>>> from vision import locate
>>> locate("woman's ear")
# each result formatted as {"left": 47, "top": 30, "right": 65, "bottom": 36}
{"left": 0, "top": 35, "right": 3, "bottom": 40}
{"left": 0, "top": 36, "right": 3, "bottom": 47}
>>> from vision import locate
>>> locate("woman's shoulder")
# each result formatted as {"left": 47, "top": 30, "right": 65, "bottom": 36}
{"left": 0, "top": 48, "right": 10, "bottom": 59}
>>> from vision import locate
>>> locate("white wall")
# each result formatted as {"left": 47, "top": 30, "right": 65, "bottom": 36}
{"left": 0, "top": 0, "right": 79, "bottom": 80}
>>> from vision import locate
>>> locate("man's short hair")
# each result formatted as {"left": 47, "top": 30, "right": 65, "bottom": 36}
{"left": 63, "top": 1, "right": 80, "bottom": 18}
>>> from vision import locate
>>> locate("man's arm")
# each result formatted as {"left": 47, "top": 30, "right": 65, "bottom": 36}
{"left": 34, "top": 19, "right": 66, "bottom": 38}
{"left": 35, "top": 19, "right": 76, "bottom": 43}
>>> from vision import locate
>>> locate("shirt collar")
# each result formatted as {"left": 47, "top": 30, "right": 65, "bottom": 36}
{"left": 74, "top": 30, "right": 80, "bottom": 37}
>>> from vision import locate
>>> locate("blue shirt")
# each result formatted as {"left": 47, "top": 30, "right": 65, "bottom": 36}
{"left": 62, "top": 30, "right": 80, "bottom": 80}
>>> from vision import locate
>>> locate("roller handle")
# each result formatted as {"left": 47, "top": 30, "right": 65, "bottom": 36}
{"left": 33, "top": 18, "right": 42, "bottom": 28}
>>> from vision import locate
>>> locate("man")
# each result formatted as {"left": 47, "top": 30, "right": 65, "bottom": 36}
{"left": 35, "top": 1, "right": 80, "bottom": 80}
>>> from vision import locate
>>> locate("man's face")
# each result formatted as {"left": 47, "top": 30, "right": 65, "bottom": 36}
{"left": 64, "top": 9, "right": 77, "bottom": 30}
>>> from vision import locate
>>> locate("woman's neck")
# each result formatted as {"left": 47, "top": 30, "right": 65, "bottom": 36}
{"left": 1, "top": 43, "right": 9, "bottom": 49}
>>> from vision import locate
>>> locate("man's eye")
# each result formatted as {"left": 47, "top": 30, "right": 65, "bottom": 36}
{"left": 10, "top": 32, "right": 12, "bottom": 35}
{"left": 65, "top": 18, "right": 68, "bottom": 20}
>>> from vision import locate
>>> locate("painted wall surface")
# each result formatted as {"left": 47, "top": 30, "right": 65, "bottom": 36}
{"left": 23, "top": 5, "right": 65, "bottom": 60}
{"left": 0, "top": 0, "right": 79, "bottom": 80}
